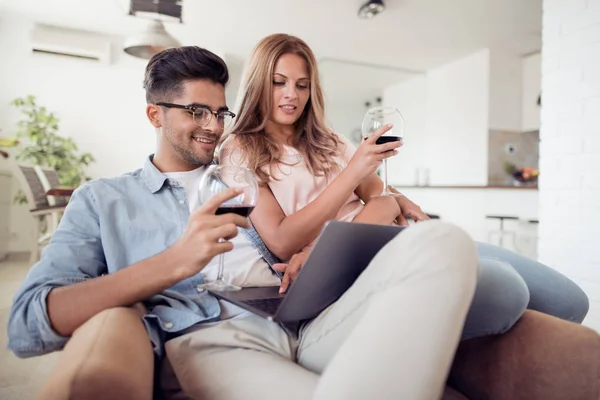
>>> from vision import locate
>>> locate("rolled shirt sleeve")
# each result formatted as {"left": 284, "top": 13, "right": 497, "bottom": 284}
{"left": 7, "top": 184, "right": 107, "bottom": 358}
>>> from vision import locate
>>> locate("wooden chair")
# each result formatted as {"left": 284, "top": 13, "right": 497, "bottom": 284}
{"left": 38, "top": 166, "right": 72, "bottom": 206}
{"left": 11, "top": 164, "right": 75, "bottom": 265}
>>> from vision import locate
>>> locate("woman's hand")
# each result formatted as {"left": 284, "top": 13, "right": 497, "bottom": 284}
{"left": 397, "top": 195, "right": 430, "bottom": 223}
{"left": 272, "top": 251, "right": 311, "bottom": 294}
{"left": 345, "top": 124, "right": 403, "bottom": 184}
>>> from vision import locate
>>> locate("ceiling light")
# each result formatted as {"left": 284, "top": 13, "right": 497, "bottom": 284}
{"left": 358, "top": 0, "right": 385, "bottom": 19}
{"left": 123, "top": 19, "right": 181, "bottom": 60}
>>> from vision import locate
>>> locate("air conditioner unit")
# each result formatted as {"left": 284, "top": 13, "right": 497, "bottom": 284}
{"left": 30, "top": 23, "right": 112, "bottom": 64}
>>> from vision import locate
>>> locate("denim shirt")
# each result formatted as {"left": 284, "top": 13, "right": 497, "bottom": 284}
{"left": 6, "top": 156, "right": 280, "bottom": 359}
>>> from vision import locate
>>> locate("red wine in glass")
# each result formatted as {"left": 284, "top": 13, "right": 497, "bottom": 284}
{"left": 375, "top": 136, "right": 402, "bottom": 145}
{"left": 361, "top": 107, "right": 406, "bottom": 197}
{"left": 215, "top": 205, "right": 255, "bottom": 218}
{"left": 197, "top": 165, "right": 259, "bottom": 292}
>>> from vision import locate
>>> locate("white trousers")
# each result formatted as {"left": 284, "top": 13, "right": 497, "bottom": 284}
{"left": 162, "top": 221, "right": 478, "bottom": 400}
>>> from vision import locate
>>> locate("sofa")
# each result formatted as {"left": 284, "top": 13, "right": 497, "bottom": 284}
{"left": 33, "top": 308, "right": 600, "bottom": 400}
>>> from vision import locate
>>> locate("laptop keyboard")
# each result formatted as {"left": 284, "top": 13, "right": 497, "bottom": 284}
{"left": 242, "top": 298, "right": 284, "bottom": 315}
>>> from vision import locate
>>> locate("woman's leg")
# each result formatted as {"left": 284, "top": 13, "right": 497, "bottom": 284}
{"left": 354, "top": 219, "right": 531, "bottom": 341}
{"left": 476, "top": 242, "right": 589, "bottom": 323}
{"left": 298, "top": 221, "right": 479, "bottom": 400}
{"left": 461, "top": 259, "right": 530, "bottom": 340}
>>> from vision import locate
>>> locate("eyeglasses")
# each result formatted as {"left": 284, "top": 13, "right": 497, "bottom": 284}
{"left": 156, "top": 102, "right": 236, "bottom": 128}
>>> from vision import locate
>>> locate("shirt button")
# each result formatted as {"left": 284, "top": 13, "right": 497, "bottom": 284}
{"left": 196, "top": 285, "right": 205, "bottom": 293}
{"left": 178, "top": 200, "right": 185, "bottom": 204}
{"left": 164, "top": 322, "right": 173, "bottom": 329}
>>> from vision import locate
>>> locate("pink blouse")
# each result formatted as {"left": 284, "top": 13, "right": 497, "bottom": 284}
{"left": 220, "top": 133, "right": 363, "bottom": 225}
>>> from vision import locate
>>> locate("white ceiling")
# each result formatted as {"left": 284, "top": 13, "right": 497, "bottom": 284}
{"left": 1, "top": 0, "right": 542, "bottom": 71}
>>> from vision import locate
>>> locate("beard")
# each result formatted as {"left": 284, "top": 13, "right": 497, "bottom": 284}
{"left": 162, "top": 123, "right": 216, "bottom": 167}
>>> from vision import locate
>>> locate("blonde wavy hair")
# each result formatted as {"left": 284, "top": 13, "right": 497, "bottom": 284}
{"left": 227, "top": 33, "right": 341, "bottom": 183}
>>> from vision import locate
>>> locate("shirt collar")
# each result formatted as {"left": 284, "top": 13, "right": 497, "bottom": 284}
{"left": 141, "top": 155, "right": 216, "bottom": 194}
{"left": 141, "top": 155, "right": 168, "bottom": 194}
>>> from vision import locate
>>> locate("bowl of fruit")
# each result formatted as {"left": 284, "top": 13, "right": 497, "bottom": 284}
{"left": 504, "top": 163, "right": 539, "bottom": 186}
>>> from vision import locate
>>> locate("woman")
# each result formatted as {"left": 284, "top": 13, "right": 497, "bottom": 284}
{"left": 220, "top": 33, "right": 588, "bottom": 339}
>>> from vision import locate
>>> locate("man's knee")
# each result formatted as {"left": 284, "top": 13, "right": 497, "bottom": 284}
{"left": 381, "top": 221, "right": 479, "bottom": 283}
{"left": 40, "top": 306, "right": 154, "bottom": 400}
{"left": 80, "top": 306, "right": 146, "bottom": 330}
{"left": 407, "top": 221, "right": 478, "bottom": 269}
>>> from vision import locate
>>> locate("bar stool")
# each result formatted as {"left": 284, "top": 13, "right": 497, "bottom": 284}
{"left": 516, "top": 219, "right": 539, "bottom": 259}
{"left": 486, "top": 215, "right": 519, "bottom": 249}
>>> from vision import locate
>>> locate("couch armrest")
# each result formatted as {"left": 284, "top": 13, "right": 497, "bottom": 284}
{"left": 35, "top": 305, "right": 154, "bottom": 400}
{"left": 450, "top": 310, "right": 600, "bottom": 400}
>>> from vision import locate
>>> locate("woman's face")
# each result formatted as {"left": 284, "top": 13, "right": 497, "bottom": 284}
{"left": 269, "top": 53, "right": 311, "bottom": 128}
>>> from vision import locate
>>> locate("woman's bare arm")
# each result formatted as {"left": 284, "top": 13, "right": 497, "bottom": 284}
{"left": 224, "top": 127, "right": 400, "bottom": 260}
{"left": 249, "top": 170, "right": 362, "bottom": 260}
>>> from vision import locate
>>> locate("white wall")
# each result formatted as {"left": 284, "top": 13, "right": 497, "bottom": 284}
{"left": 425, "top": 49, "right": 489, "bottom": 186}
{"left": 522, "top": 53, "right": 542, "bottom": 132}
{"left": 384, "top": 50, "right": 491, "bottom": 186}
{"left": 0, "top": 12, "right": 153, "bottom": 252}
{"left": 383, "top": 76, "right": 427, "bottom": 185}
{"left": 539, "top": 0, "right": 600, "bottom": 330}
{"left": 384, "top": 49, "right": 492, "bottom": 186}
{"left": 489, "top": 50, "right": 523, "bottom": 131}
{"left": 0, "top": 167, "right": 11, "bottom": 260}
{"left": 326, "top": 100, "right": 370, "bottom": 145}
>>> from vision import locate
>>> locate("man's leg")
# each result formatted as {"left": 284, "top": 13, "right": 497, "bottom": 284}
{"left": 298, "top": 221, "right": 479, "bottom": 400}
{"left": 162, "top": 313, "right": 318, "bottom": 400}
{"left": 36, "top": 306, "right": 154, "bottom": 400}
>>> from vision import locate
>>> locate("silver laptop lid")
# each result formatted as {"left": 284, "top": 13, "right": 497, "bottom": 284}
{"left": 273, "top": 221, "right": 405, "bottom": 322}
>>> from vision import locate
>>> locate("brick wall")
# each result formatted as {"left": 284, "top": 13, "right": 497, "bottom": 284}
{"left": 539, "top": 0, "right": 600, "bottom": 329}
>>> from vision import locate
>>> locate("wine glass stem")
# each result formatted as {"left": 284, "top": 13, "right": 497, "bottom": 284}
{"left": 382, "top": 158, "right": 389, "bottom": 193}
{"left": 216, "top": 252, "right": 225, "bottom": 283}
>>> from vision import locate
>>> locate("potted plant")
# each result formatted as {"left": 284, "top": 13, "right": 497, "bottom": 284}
{"left": 7, "top": 96, "right": 95, "bottom": 203}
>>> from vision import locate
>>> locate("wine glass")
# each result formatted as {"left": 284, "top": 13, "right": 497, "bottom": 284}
{"left": 361, "top": 106, "right": 405, "bottom": 197}
{"left": 196, "top": 165, "right": 259, "bottom": 291}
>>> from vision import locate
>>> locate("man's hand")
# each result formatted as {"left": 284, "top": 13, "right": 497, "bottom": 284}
{"left": 170, "top": 188, "right": 250, "bottom": 280}
{"left": 397, "top": 195, "right": 430, "bottom": 224}
{"left": 272, "top": 251, "right": 310, "bottom": 294}
{"left": 44, "top": 188, "right": 250, "bottom": 338}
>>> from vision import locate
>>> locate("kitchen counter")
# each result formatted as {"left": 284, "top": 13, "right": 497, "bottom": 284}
{"left": 392, "top": 185, "right": 539, "bottom": 258}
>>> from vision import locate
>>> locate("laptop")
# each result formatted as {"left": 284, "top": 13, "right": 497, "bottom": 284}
{"left": 208, "top": 220, "right": 406, "bottom": 323}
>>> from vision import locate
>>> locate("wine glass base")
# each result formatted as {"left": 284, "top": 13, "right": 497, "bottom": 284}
{"left": 372, "top": 191, "right": 403, "bottom": 198}
{"left": 197, "top": 281, "right": 241, "bottom": 292}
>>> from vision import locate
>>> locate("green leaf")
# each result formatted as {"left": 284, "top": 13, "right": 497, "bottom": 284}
{"left": 10, "top": 95, "right": 95, "bottom": 199}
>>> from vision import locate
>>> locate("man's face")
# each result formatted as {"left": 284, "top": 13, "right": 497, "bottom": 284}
{"left": 157, "top": 80, "right": 227, "bottom": 168}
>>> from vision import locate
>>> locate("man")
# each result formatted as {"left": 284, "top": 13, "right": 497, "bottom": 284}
{"left": 8, "top": 46, "right": 479, "bottom": 399}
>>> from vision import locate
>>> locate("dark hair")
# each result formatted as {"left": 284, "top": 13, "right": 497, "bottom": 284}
{"left": 143, "top": 46, "right": 229, "bottom": 104}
